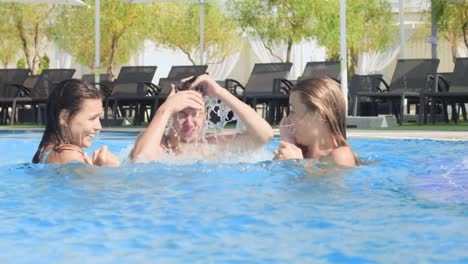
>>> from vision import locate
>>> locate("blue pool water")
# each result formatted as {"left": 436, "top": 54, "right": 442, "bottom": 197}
{"left": 0, "top": 130, "right": 467, "bottom": 263}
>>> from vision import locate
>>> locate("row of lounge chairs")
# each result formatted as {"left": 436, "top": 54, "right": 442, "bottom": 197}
{"left": 0, "top": 62, "right": 339, "bottom": 126}
{"left": 419, "top": 58, "right": 468, "bottom": 124}
{"left": 0, "top": 69, "right": 75, "bottom": 125}
{"left": 351, "top": 58, "right": 468, "bottom": 124}
{"left": 0, "top": 66, "right": 211, "bottom": 126}
{"left": 0, "top": 58, "right": 467, "bottom": 126}
{"left": 100, "top": 65, "right": 210, "bottom": 125}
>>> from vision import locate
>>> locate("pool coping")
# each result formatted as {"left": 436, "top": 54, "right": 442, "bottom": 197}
{"left": 1, "top": 127, "right": 468, "bottom": 141}
{"left": 346, "top": 130, "right": 468, "bottom": 141}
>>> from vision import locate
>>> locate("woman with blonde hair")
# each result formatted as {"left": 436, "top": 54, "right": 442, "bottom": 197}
{"left": 274, "top": 77, "right": 357, "bottom": 167}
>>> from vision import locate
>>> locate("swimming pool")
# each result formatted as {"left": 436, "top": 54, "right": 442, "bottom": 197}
{"left": 0, "top": 130, "right": 467, "bottom": 263}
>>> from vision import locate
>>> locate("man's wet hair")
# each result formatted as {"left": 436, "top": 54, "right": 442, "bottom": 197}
{"left": 175, "top": 75, "right": 204, "bottom": 94}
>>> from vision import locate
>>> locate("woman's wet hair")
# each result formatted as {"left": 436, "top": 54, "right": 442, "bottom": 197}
{"left": 32, "top": 79, "right": 102, "bottom": 163}
{"left": 292, "top": 77, "right": 347, "bottom": 145}
{"left": 291, "top": 77, "right": 361, "bottom": 164}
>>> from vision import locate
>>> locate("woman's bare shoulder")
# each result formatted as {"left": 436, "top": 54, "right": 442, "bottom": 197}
{"left": 46, "top": 144, "right": 86, "bottom": 164}
{"left": 330, "top": 146, "right": 356, "bottom": 167}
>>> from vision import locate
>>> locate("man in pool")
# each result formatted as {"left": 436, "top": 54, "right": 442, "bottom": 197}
{"left": 130, "top": 74, "right": 273, "bottom": 162}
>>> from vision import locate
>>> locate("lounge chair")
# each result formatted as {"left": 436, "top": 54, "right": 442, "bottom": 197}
{"left": 299, "top": 61, "right": 341, "bottom": 81}
{"left": 156, "top": 65, "right": 208, "bottom": 101}
{"left": 348, "top": 74, "right": 383, "bottom": 116}
{"left": 281, "top": 61, "right": 341, "bottom": 91}
{"left": 419, "top": 57, "right": 468, "bottom": 124}
{"left": 0, "top": 69, "right": 76, "bottom": 125}
{"left": 103, "top": 66, "right": 158, "bottom": 126}
{"left": 355, "top": 59, "right": 439, "bottom": 124}
{"left": 81, "top": 73, "right": 113, "bottom": 98}
{"left": 225, "top": 62, "right": 293, "bottom": 124}
{"left": 0, "top": 69, "right": 30, "bottom": 124}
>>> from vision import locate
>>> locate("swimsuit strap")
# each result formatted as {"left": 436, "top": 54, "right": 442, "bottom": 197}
{"left": 40, "top": 148, "right": 54, "bottom": 164}
{"left": 40, "top": 144, "right": 85, "bottom": 164}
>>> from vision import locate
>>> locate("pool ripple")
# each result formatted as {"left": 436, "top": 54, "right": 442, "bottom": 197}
{"left": 0, "top": 133, "right": 467, "bottom": 262}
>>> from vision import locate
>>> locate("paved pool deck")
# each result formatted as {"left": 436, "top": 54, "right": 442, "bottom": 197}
{"left": 346, "top": 130, "right": 468, "bottom": 141}
{"left": 2, "top": 127, "right": 467, "bottom": 141}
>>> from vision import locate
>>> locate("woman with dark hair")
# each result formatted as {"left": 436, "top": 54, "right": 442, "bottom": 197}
{"left": 32, "top": 79, "right": 120, "bottom": 166}
{"left": 274, "top": 77, "right": 357, "bottom": 167}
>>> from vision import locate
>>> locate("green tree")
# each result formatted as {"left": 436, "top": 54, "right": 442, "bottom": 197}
{"left": 49, "top": 0, "right": 153, "bottom": 79}
{"left": 227, "top": 0, "right": 316, "bottom": 63}
{"left": 0, "top": 37, "right": 21, "bottom": 68}
{"left": 433, "top": 0, "right": 468, "bottom": 62}
{"left": 48, "top": 5, "right": 94, "bottom": 71}
{"left": 16, "top": 58, "right": 26, "bottom": 69}
{"left": 228, "top": 0, "right": 396, "bottom": 75}
{"left": 0, "top": 6, "right": 22, "bottom": 68}
{"left": 149, "top": 1, "right": 241, "bottom": 65}
{"left": 38, "top": 54, "right": 50, "bottom": 75}
{"left": 1, "top": 3, "right": 54, "bottom": 74}
{"left": 315, "top": 0, "right": 396, "bottom": 74}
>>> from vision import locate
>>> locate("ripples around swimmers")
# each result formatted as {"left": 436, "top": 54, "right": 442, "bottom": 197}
{"left": 0, "top": 131, "right": 467, "bottom": 263}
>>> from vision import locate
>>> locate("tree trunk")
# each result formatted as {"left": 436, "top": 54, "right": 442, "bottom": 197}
{"left": 348, "top": 47, "right": 357, "bottom": 77}
{"left": 177, "top": 46, "right": 196, "bottom": 65}
{"left": 16, "top": 17, "right": 33, "bottom": 74}
{"left": 108, "top": 38, "right": 119, "bottom": 80}
{"left": 15, "top": 14, "right": 42, "bottom": 74}
{"left": 32, "top": 23, "right": 41, "bottom": 74}
{"left": 448, "top": 35, "right": 458, "bottom": 64}
{"left": 261, "top": 39, "right": 283, "bottom": 62}
{"left": 463, "top": 22, "right": 468, "bottom": 50}
{"left": 285, "top": 40, "right": 293, "bottom": 63}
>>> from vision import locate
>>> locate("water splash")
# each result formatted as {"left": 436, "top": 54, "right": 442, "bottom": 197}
{"left": 130, "top": 96, "right": 269, "bottom": 164}
{"left": 205, "top": 96, "right": 243, "bottom": 133}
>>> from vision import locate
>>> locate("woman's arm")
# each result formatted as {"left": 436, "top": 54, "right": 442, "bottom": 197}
{"left": 191, "top": 75, "right": 274, "bottom": 147}
{"left": 130, "top": 89, "right": 205, "bottom": 162}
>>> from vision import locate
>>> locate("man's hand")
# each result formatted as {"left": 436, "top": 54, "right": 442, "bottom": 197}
{"left": 187, "top": 74, "right": 222, "bottom": 98}
{"left": 163, "top": 87, "right": 205, "bottom": 114}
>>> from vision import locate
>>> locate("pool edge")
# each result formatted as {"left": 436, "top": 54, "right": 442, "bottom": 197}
{"left": 1, "top": 127, "right": 468, "bottom": 141}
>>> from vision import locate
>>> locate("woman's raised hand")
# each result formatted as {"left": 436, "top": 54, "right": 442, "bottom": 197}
{"left": 273, "top": 141, "right": 304, "bottom": 160}
{"left": 92, "top": 146, "right": 120, "bottom": 167}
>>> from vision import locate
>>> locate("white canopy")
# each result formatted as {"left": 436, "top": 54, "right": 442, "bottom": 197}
{"left": 0, "top": 0, "right": 87, "bottom": 5}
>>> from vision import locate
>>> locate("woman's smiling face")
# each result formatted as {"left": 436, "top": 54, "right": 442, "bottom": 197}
{"left": 65, "top": 98, "right": 103, "bottom": 148}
